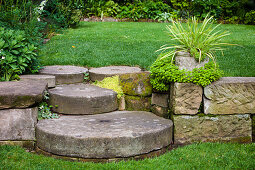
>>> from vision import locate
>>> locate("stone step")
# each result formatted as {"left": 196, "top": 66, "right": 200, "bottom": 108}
{"left": 89, "top": 66, "right": 141, "bottom": 81}
{"left": 39, "top": 65, "right": 88, "bottom": 85}
{"left": 49, "top": 84, "right": 118, "bottom": 115}
{"left": 0, "top": 80, "right": 47, "bottom": 109}
{"left": 36, "top": 111, "right": 173, "bottom": 159}
{"left": 20, "top": 74, "right": 56, "bottom": 88}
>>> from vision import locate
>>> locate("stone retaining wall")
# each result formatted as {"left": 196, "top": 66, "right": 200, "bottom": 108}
{"left": 118, "top": 74, "right": 255, "bottom": 144}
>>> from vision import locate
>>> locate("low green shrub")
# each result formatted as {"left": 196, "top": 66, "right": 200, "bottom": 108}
{"left": 0, "top": 0, "right": 46, "bottom": 46}
{"left": 42, "top": 0, "right": 83, "bottom": 28}
{"left": 244, "top": 10, "right": 255, "bottom": 25}
{"left": 150, "top": 57, "right": 223, "bottom": 91}
{"left": 0, "top": 27, "right": 40, "bottom": 81}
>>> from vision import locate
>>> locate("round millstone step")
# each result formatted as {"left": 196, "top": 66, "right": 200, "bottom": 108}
{"left": 49, "top": 84, "right": 118, "bottom": 115}
{"left": 36, "top": 111, "right": 173, "bottom": 159}
{"left": 39, "top": 65, "right": 88, "bottom": 84}
{"left": 20, "top": 74, "right": 56, "bottom": 88}
{"left": 89, "top": 66, "right": 142, "bottom": 81}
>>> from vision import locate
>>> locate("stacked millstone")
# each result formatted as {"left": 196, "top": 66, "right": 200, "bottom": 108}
{"left": 34, "top": 65, "right": 173, "bottom": 161}
{"left": 170, "top": 53, "right": 253, "bottom": 144}
{"left": 0, "top": 80, "right": 48, "bottom": 150}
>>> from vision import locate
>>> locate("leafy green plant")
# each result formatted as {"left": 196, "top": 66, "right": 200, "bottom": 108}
{"left": 244, "top": 10, "right": 255, "bottom": 25}
{"left": 150, "top": 56, "right": 223, "bottom": 91}
{"left": 157, "top": 14, "right": 231, "bottom": 63}
{"left": 38, "top": 102, "right": 59, "bottom": 120}
{"left": 0, "top": 0, "right": 46, "bottom": 46}
{"left": 0, "top": 27, "right": 40, "bottom": 81}
{"left": 38, "top": 90, "right": 59, "bottom": 120}
{"left": 83, "top": 72, "right": 89, "bottom": 80}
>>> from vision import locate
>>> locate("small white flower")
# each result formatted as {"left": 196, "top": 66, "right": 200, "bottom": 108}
{"left": 1, "top": 56, "right": 5, "bottom": 59}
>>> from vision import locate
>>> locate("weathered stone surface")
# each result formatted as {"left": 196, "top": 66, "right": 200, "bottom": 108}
{"left": 174, "top": 114, "right": 252, "bottom": 144}
{"left": 151, "top": 93, "right": 169, "bottom": 107}
{"left": 118, "top": 96, "right": 125, "bottom": 111}
{"left": 204, "top": 77, "right": 255, "bottom": 114}
{"left": 36, "top": 111, "right": 173, "bottom": 158}
{"left": 89, "top": 66, "right": 141, "bottom": 81}
{"left": 151, "top": 105, "right": 168, "bottom": 117}
{"left": 169, "top": 83, "right": 202, "bottom": 115}
{"left": 0, "top": 141, "right": 35, "bottom": 150}
{"left": 0, "top": 81, "right": 47, "bottom": 109}
{"left": 49, "top": 84, "right": 118, "bottom": 115}
{"left": 20, "top": 74, "right": 56, "bottom": 88}
{"left": 102, "top": 17, "right": 118, "bottom": 22}
{"left": 0, "top": 108, "right": 37, "bottom": 140}
{"left": 125, "top": 95, "right": 151, "bottom": 111}
{"left": 175, "top": 52, "right": 209, "bottom": 71}
{"left": 119, "top": 72, "right": 152, "bottom": 97}
{"left": 39, "top": 65, "right": 88, "bottom": 84}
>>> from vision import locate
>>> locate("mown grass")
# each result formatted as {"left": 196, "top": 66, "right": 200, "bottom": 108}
{"left": 39, "top": 22, "right": 255, "bottom": 77}
{"left": 1, "top": 143, "right": 255, "bottom": 169}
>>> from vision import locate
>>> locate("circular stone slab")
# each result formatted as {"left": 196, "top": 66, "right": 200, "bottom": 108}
{"left": 20, "top": 74, "right": 56, "bottom": 88}
{"left": 39, "top": 65, "right": 88, "bottom": 84}
{"left": 36, "top": 111, "right": 173, "bottom": 159}
{"left": 49, "top": 84, "right": 118, "bottom": 115}
{"left": 89, "top": 66, "right": 142, "bottom": 81}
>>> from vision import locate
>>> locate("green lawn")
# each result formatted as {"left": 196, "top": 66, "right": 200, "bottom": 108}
{"left": 39, "top": 22, "right": 255, "bottom": 77}
{"left": 1, "top": 143, "right": 255, "bottom": 169}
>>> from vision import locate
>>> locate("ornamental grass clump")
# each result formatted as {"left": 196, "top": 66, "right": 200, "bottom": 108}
{"left": 157, "top": 14, "right": 231, "bottom": 63}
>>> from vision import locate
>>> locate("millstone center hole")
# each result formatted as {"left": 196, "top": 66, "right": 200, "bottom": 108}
{"left": 99, "top": 120, "right": 111, "bottom": 123}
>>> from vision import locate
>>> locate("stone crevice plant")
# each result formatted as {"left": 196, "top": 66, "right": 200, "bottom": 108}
{"left": 157, "top": 14, "right": 232, "bottom": 64}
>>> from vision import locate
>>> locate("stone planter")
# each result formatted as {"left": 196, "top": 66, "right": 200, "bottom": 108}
{"left": 175, "top": 51, "right": 209, "bottom": 71}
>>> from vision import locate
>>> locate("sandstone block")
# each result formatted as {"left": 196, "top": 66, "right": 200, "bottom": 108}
{"left": 204, "top": 77, "right": 255, "bottom": 114}
{"left": 0, "top": 108, "right": 37, "bottom": 140}
{"left": 175, "top": 52, "right": 209, "bottom": 71}
{"left": 119, "top": 72, "right": 152, "bottom": 97}
{"left": 125, "top": 95, "right": 151, "bottom": 111}
{"left": 89, "top": 66, "right": 141, "bottom": 81}
{"left": 20, "top": 74, "right": 56, "bottom": 88}
{"left": 36, "top": 111, "right": 173, "bottom": 158}
{"left": 151, "top": 93, "right": 169, "bottom": 107}
{"left": 169, "top": 83, "right": 202, "bottom": 115}
{"left": 151, "top": 105, "right": 168, "bottom": 117}
{"left": 174, "top": 114, "right": 252, "bottom": 144}
{"left": 0, "top": 81, "right": 47, "bottom": 109}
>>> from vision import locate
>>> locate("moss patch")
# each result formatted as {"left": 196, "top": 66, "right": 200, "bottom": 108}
{"left": 94, "top": 76, "right": 124, "bottom": 99}
{"left": 120, "top": 72, "right": 152, "bottom": 97}
{"left": 125, "top": 95, "right": 151, "bottom": 111}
